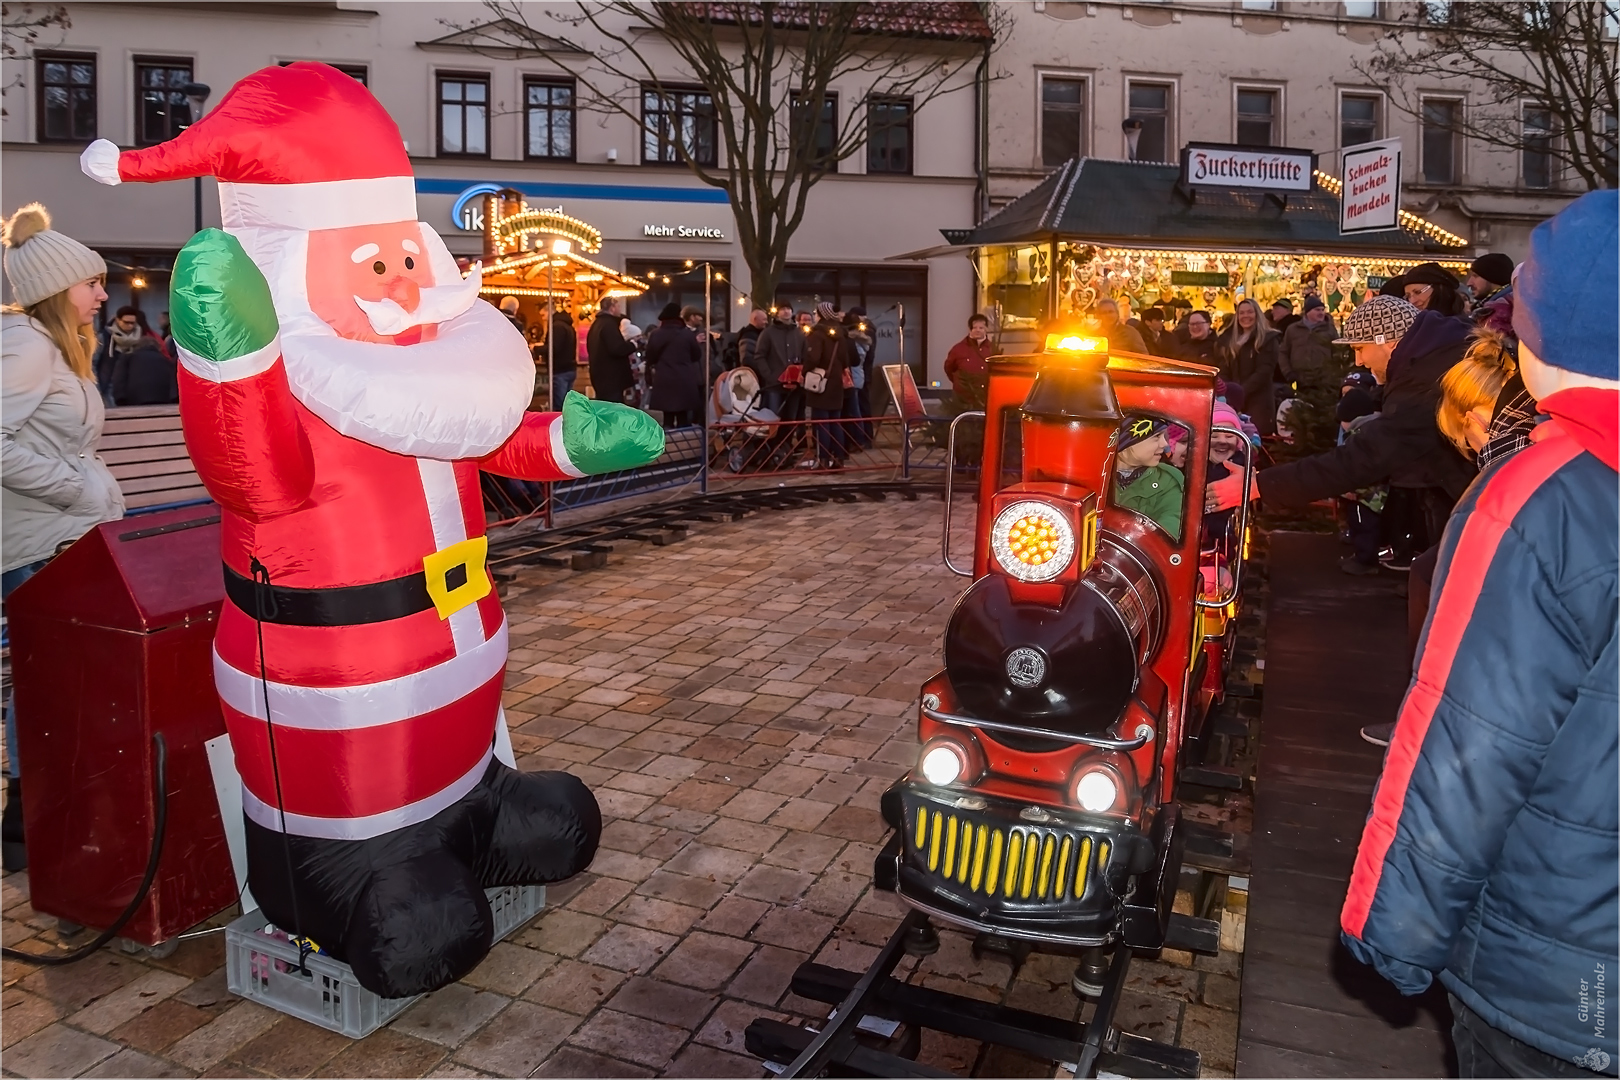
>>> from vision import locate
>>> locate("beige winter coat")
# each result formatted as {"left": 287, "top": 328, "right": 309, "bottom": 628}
{"left": 2, "top": 313, "right": 124, "bottom": 571}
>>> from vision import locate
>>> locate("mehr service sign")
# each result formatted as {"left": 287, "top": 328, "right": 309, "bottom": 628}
{"left": 1179, "top": 143, "right": 1315, "bottom": 192}
{"left": 1340, "top": 138, "right": 1403, "bottom": 234}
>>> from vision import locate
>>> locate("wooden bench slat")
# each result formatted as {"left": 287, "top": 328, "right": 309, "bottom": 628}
{"left": 105, "top": 405, "right": 182, "bottom": 419}
{"left": 123, "top": 485, "right": 210, "bottom": 509}
{"left": 99, "top": 429, "right": 189, "bottom": 450}
{"left": 117, "top": 476, "right": 205, "bottom": 495}
{"left": 99, "top": 446, "right": 196, "bottom": 466}
{"left": 107, "top": 460, "right": 201, "bottom": 481}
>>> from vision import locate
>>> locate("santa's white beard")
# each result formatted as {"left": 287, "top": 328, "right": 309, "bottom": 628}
{"left": 234, "top": 224, "right": 533, "bottom": 460}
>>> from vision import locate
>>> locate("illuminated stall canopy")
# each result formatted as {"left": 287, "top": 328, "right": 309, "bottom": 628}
{"left": 918, "top": 157, "right": 1469, "bottom": 343}
{"left": 472, "top": 188, "right": 647, "bottom": 315}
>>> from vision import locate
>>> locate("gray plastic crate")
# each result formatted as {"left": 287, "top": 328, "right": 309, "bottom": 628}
{"left": 225, "top": 885, "right": 544, "bottom": 1038}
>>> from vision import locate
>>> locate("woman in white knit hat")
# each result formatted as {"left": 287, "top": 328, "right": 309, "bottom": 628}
{"left": 0, "top": 202, "right": 124, "bottom": 871}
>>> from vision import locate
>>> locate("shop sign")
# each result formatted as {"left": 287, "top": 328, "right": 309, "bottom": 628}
{"left": 449, "top": 184, "right": 561, "bottom": 232}
{"left": 1170, "top": 271, "right": 1230, "bottom": 287}
{"left": 643, "top": 224, "right": 727, "bottom": 240}
{"left": 1180, "top": 143, "right": 1314, "bottom": 192}
{"left": 1340, "top": 138, "right": 1402, "bottom": 235}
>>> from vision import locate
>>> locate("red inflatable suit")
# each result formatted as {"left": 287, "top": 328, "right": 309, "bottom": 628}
{"left": 80, "top": 62, "right": 663, "bottom": 996}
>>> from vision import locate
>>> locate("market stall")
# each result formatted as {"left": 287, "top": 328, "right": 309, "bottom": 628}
{"left": 933, "top": 156, "right": 1469, "bottom": 347}
{"left": 472, "top": 188, "right": 648, "bottom": 334}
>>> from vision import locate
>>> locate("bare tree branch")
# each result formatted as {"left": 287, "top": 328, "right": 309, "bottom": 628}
{"left": 1, "top": 3, "right": 72, "bottom": 113}
{"left": 454, "top": 1, "right": 1004, "bottom": 303}
{"left": 1355, "top": 1, "right": 1618, "bottom": 190}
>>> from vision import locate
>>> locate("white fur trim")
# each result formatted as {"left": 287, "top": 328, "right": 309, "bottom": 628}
{"left": 176, "top": 336, "right": 282, "bottom": 383}
{"left": 242, "top": 747, "right": 492, "bottom": 840}
{"left": 219, "top": 176, "right": 417, "bottom": 231}
{"left": 214, "top": 616, "right": 508, "bottom": 730}
{"left": 80, "top": 139, "right": 122, "bottom": 185}
{"left": 416, "top": 457, "right": 485, "bottom": 655}
{"left": 548, "top": 414, "right": 586, "bottom": 478}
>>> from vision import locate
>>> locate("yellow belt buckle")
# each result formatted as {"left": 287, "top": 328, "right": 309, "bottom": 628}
{"left": 422, "top": 536, "right": 491, "bottom": 620}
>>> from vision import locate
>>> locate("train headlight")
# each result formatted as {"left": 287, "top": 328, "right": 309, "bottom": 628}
{"left": 991, "top": 501, "right": 1075, "bottom": 582}
{"left": 1075, "top": 769, "right": 1119, "bottom": 813}
{"left": 920, "top": 743, "right": 966, "bottom": 786}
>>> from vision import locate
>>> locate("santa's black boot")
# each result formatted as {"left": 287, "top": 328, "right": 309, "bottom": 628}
{"left": 345, "top": 849, "right": 494, "bottom": 998}
{"left": 476, "top": 766, "right": 602, "bottom": 887}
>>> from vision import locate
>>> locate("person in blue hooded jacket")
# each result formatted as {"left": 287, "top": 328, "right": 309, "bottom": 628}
{"left": 1341, "top": 190, "right": 1619, "bottom": 1078}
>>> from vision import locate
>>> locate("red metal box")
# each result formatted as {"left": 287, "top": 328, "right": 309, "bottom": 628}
{"left": 8, "top": 505, "right": 236, "bottom": 945}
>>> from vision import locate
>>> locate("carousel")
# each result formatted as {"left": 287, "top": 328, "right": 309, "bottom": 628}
{"left": 927, "top": 157, "right": 1471, "bottom": 346}
{"left": 471, "top": 188, "right": 647, "bottom": 340}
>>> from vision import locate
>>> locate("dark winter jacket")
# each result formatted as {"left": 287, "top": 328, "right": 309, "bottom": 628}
{"left": 1342, "top": 388, "right": 1618, "bottom": 1070}
{"left": 1258, "top": 311, "right": 1476, "bottom": 507}
{"left": 1278, "top": 317, "right": 1337, "bottom": 385}
{"left": 548, "top": 312, "right": 576, "bottom": 374}
{"left": 1170, "top": 329, "right": 1220, "bottom": 368}
{"left": 645, "top": 319, "right": 705, "bottom": 416}
{"left": 801, "top": 317, "right": 849, "bottom": 412}
{"left": 748, "top": 320, "right": 802, "bottom": 387}
{"left": 586, "top": 312, "right": 635, "bottom": 405}
{"left": 110, "top": 340, "right": 179, "bottom": 406}
{"left": 1216, "top": 325, "right": 1280, "bottom": 434}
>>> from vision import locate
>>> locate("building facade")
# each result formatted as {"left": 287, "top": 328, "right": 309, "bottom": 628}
{"left": 1, "top": 2, "right": 982, "bottom": 383}
{"left": 984, "top": 0, "right": 1594, "bottom": 260}
{"left": 3, "top": 1, "right": 1600, "bottom": 384}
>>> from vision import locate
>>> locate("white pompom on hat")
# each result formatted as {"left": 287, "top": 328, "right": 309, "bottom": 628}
{"left": 2, "top": 202, "right": 107, "bottom": 308}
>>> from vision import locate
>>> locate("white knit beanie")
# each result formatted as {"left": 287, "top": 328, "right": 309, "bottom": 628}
{"left": 3, "top": 203, "right": 106, "bottom": 308}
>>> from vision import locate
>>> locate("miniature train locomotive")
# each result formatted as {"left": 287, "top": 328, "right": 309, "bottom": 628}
{"left": 874, "top": 333, "right": 1251, "bottom": 981}
{"left": 747, "top": 333, "right": 1250, "bottom": 1078}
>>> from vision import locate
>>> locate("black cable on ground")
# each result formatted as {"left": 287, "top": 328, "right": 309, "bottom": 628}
{"left": 2, "top": 732, "right": 168, "bottom": 965}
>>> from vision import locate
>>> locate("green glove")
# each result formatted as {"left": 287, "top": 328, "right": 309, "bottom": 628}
{"left": 560, "top": 391, "right": 665, "bottom": 474}
{"left": 170, "top": 229, "right": 279, "bottom": 363}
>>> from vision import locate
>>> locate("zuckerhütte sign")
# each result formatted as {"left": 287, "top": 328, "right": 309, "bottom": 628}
{"left": 1180, "top": 142, "right": 1315, "bottom": 192}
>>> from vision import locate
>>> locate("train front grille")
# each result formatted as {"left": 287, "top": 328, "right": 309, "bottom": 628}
{"left": 907, "top": 802, "right": 1111, "bottom": 905}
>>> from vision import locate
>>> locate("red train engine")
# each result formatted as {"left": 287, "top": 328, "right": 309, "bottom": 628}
{"left": 874, "top": 333, "right": 1251, "bottom": 981}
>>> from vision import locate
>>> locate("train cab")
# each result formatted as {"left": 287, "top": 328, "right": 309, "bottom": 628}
{"left": 875, "top": 332, "right": 1252, "bottom": 977}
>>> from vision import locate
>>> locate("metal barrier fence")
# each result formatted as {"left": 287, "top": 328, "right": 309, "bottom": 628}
{"left": 481, "top": 414, "right": 973, "bottom": 527}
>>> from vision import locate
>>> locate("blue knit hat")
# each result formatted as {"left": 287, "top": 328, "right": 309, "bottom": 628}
{"left": 1512, "top": 190, "right": 1618, "bottom": 380}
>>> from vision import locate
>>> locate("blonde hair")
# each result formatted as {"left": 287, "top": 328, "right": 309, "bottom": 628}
{"left": 2, "top": 290, "right": 96, "bottom": 381}
{"left": 1222, "top": 298, "right": 1274, "bottom": 352}
{"left": 1437, "top": 329, "right": 1517, "bottom": 455}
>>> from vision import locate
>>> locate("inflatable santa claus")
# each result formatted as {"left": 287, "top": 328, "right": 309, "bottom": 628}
{"left": 80, "top": 63, "right": 662, "bottom": 997}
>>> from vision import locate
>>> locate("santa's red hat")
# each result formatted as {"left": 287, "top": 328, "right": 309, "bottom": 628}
{"left": 80, "top": 62, "right": 417, "bottom": 232}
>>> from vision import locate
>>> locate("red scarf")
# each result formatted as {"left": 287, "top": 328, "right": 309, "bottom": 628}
{"left": 1534, "top": 388, "right": 1619, "bottom": 472}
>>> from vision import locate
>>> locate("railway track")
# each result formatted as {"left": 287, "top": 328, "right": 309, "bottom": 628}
{"left": 485, "top": 480, "right": 935, "bottom": 573}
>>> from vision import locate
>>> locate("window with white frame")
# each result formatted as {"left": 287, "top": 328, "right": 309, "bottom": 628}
{"left": 1240, "top": 0, "right": 1277, "bottom": 9}
{"left": 1522, "top": 105, "right": 1554, "bottom": 188}
{"left": 1040, "top": 75, "right": 1087, "bottom": 167}
{"left": 1421, "top": 97, "right": 1461, "bottom": 183}
{"left": 1342, "top": 1, "right": 1378, "bottom": 16}
{"left": 1236, "top": 87, "right": 1279, "bottom": 147}
{"left": 1126, "top": 81, "right": 1173, "bottom": 162}
{"left": 1340, "top": 93, "right": 1381, "bottom": 148}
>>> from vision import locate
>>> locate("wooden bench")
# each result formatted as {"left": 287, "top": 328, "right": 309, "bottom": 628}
{"left": 100, "top": 405, "right": 210, "bottom": 512}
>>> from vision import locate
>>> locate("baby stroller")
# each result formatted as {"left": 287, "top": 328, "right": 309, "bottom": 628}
{"left": 709, "top": 367, "right": 783, "bottom": 473}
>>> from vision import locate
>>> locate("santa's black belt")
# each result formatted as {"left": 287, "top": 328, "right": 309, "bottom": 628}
{"left": 223, "top": 562, "right": 434, "bottom": 626}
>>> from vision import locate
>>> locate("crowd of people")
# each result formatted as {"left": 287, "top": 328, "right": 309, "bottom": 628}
{"left": 503, "top": 294, "right": 883, "bottom": 472}
{"left": 1207, "top": 192, "right": 1617, "bottom": 1080}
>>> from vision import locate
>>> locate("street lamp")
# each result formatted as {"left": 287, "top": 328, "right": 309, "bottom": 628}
{"left": 182, "top": 82, "right": 212, "bottom": 233}
{"left": 547, "top": 239, "right": 572, "bottom": 408}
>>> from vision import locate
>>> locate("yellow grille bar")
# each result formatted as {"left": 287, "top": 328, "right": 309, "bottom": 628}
{"left": 907, "top": 805, "right": 1106, "bottom": 906}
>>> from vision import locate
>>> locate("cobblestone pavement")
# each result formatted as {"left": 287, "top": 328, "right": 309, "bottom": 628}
{"left": 1, "top": 495, "right": 1241, "bottom": 1078}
